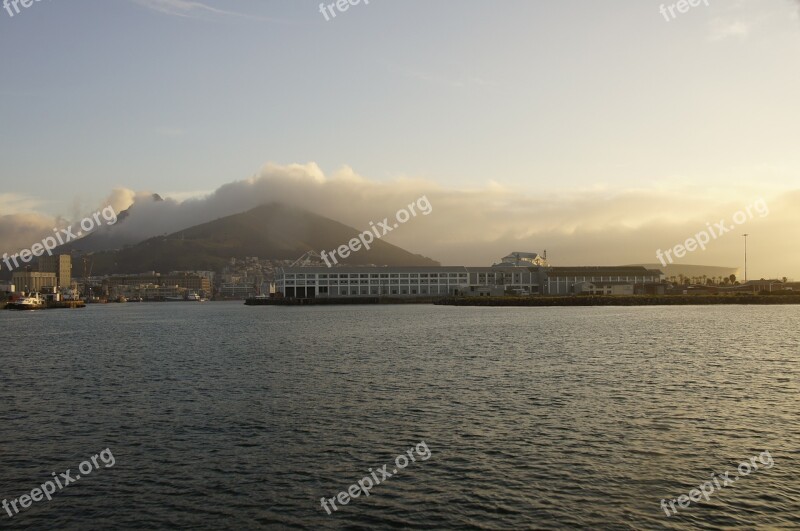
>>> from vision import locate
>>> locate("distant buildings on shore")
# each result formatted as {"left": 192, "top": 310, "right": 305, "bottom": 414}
{"left": 3, "top": 251, "right": 793, "bottom": 302}
{"left": 104, "top": 272, "right": 213, "bottom": 301}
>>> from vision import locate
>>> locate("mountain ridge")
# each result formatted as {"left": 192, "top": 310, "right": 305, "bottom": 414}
{"left": 80, "top": 202, "right": 439, "bottom": 275}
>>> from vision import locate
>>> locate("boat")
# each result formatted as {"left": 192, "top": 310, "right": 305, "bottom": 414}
{"left": 165, "top": 293, "right": 202, "bottom": 302}
{"left": 6, "top": 293, "right": 46, "bottom": 310}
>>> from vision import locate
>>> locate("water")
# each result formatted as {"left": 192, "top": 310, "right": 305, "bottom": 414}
{"left": 0, "top": 303, "right": 798, "bottom": 530}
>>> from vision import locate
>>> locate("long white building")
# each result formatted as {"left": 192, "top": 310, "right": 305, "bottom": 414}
{"left": 274, "top": 260, "right": 664, "bottom": 299}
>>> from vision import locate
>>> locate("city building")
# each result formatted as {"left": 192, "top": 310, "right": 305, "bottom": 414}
{"left": 573, "top": 281, "right": 634, "bottom": 296}
{"left": 38, "top": 254, "right": 72, "bottom": 288}
{"left": 105, "top": 273, "right": 212, "bottom": 293}
{"left": 546, "top": 267, "right": 664, "bottom": 295}
{"left": 273, "top": 255, "right": 665, "bottom": 299}
{"left": 495, "top": 252, "right": 549, "bottom": 267}
{"left": 11, "top": 271, "right": 58, "bottom": 293}
{"left": 219, "top": 283, "right": 257, "bottom": 299}
{"left": 276, "top": 266, "right": 470, "bottom": 298}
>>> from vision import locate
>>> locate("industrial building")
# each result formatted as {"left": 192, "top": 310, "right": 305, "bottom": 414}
{"left": 38, "top": 254, "right": 72, "bottom": 289}
{"left": 276, "top": 266, "right": 470, "bottom": 299}
{"left": 274, "top": 254, "right": 664, "bottom": 299}
{"left": 11, "top": 272, "right": 58, "bottom": 293}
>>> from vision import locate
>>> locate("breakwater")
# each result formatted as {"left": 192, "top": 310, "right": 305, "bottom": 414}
{"left": 435, "top": 294, "right": 800, "bottom": 306}
{"left": 245, "top": 296, "right": 443, "bottom": 306}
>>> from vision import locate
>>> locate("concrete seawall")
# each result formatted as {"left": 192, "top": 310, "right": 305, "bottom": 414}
{"left": 435, "top": 294, "right": 800, "bottom": 307}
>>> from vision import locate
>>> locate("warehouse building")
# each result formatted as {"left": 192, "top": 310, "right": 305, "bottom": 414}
{"left": 276, "top": 266, "right": 470, "bottom": 298}
{"left": 274, "top": 257, "right": 664, "bottom": 299}
{"left": 11, "top": 272, "right": 58, "bottom": 293}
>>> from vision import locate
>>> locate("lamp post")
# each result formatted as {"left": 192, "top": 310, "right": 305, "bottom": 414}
{"left": 742, "top": 234, "right": 749, "bottom": 283}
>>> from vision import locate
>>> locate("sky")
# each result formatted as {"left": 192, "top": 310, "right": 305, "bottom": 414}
{"left": 1, "top": 0, "right": 799, "bottom": 278}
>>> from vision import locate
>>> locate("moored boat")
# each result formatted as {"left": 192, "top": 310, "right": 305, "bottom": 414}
{"left": 6, "top": 293, "right": 46, "bottom": 310}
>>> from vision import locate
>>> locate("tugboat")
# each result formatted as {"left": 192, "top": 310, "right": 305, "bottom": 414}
{"left": 7, "top": 292, "right": 46, "bottom": 310}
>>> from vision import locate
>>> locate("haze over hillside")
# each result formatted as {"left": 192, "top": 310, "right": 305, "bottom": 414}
{"left": 81, "top": 203, "right": 439, "bottom": 275}
{"left": 635, "top": 264, "right": 740, "bottom": 280}
{"left": 2, "top": 163, "right": 797, "bottom": 279}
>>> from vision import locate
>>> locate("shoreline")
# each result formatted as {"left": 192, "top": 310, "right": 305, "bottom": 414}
{"left": 434, "top": 294, "right": 800, "bottom": 307}
{"left": 244, "top": 293, "right": 800, "bottom": 307}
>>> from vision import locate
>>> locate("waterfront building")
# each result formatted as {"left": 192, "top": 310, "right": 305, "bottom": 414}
{"left": 219, "top": 283, "right": 257, "bottom": 299}
{"left": 273, "top": 254, "right": 665, "bottom": 299}
{"left": 11, "top": 271, "right": 58, "bottom": 293}
{"left": 38, "top": 254, "right": 72, "bottom": 288}
{"left": 275, "top": 266, "right": 470, "bottom": 299}
{"left": 495, "top": 252, "right": 549, "bottom": 267}
{"left": 105, "top": 273, "right": 211, "bottom": 294}
{"left": 545, "top": 267, "right": 664, "bottom": 295}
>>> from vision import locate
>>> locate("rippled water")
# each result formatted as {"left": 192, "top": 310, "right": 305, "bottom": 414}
{"left": 0, "top": 303, "right": 798, "bottom": 529}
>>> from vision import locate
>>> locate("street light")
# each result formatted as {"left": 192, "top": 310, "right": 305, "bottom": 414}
{"left": 742, "top": 234, "right": 749, "bottom": 283}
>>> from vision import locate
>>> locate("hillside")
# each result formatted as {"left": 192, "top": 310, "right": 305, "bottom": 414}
{"left": 82, "top": 203, "right": 439, "bottom": 275}
{"left": 634, "top": 263, "right": 740, "bottom": 280}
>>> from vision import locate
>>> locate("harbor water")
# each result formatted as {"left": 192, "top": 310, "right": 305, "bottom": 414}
{"left": 0, "top": 303, "right": 797, "bottom": 529}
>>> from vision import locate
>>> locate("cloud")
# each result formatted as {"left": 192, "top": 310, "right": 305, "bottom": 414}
{"left": 0, "top": 189, "right": 134, "bottom": 266}
{"left": 130, "top": 0, "right": 280, "bottom": 22}
{"left": 77, "top": 164, "right": 800, "bottom": 278}
{"left": 2, "top": 165, "right": 797, "bottom": 279}
{"left": 0, "top": 193, "right": 48, "bottom": 216}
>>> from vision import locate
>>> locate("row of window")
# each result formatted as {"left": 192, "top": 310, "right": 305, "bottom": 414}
{"left": 284, "top": 273, "right": 468, "bottom": 279}
{"left": 550, "top": 277, "right": 659, "bottom": 282}
{"left": 317, "top": 287, "right": 452, "bottom": 296}
{"left": 282, "top": 279, "right": 466, "bottom": 286}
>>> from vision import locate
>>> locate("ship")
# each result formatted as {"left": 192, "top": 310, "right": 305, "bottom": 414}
{"left": 165, "top": 292, "right": 203, "bottom": 302}
{"left": 6, "top": 293, "right": 46, "bottom": 311}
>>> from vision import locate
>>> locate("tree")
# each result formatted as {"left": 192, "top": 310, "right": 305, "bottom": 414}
{"left": 729, "top": 274, "right": 737, "bottom": 284}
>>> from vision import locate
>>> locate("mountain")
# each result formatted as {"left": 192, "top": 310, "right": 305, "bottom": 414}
{"left": 81, "top": 203, "right": 439, "bottom": 275}
{"left": 61, "top": 193, "right": 162, "bottom": 253}
{"left": 633, "top": 264, "right": 740, "bottom": 280}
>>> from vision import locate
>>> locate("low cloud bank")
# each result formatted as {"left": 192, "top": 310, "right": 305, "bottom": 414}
{"left": 2, "top": 163, "right": 797, "bottom": 278}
